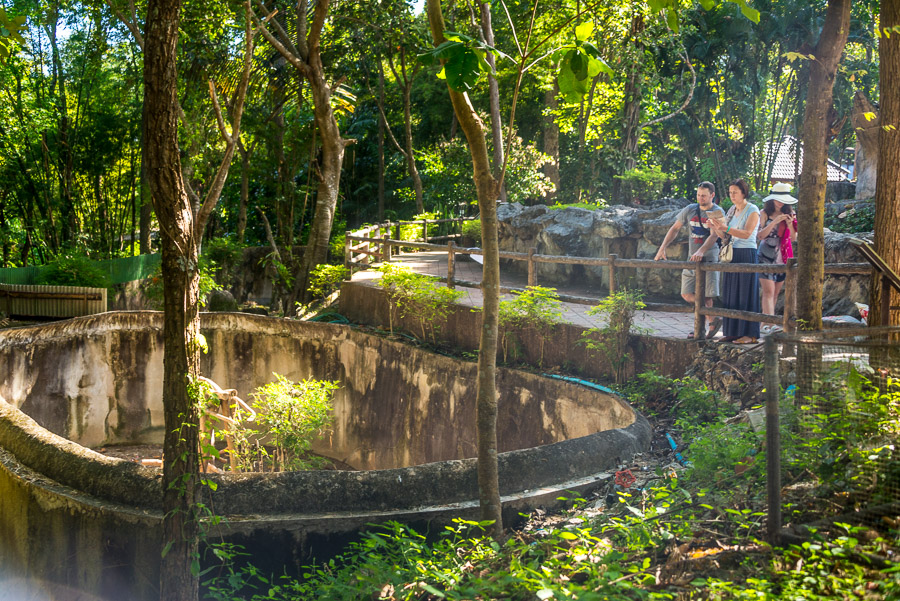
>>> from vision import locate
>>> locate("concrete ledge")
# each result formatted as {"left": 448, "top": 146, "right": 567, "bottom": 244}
{"left": 0, "top": 311, "right": 650, "bottom": 599}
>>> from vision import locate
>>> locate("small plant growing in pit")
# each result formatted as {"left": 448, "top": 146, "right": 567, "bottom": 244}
{"left": 581, "top": 288, "right": 646, "bottom": 385}
{"left": 496, "top": 286, "right": 563, "bottom": 366}
{"left": 221, "top": 374, "right": 339, "bottom": 472}
{"left": 377, "top": 263, "right": 463, "bottom": 344}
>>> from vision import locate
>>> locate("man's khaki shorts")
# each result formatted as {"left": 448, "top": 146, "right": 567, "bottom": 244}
{"left": 681, "top": 268, "right": 720, "bottom": 298}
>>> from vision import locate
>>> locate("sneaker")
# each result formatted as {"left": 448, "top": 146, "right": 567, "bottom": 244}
{"left": 761, "top": 325, "right": 772, "bottom": 335}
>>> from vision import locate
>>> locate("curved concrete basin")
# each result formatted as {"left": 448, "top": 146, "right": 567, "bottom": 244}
{"left": 0, "top": 311, "right": 650, "bottom": 600}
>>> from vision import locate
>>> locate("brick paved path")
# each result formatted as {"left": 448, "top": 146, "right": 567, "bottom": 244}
{"left": 350, "top": 250, "right": 730, "bottom": 340}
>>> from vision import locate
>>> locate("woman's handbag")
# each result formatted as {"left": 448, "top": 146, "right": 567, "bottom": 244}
{"left": 718, "top": 235, "right": 733, "bottom": 263}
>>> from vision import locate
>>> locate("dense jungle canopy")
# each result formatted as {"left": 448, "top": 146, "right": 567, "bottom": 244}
{"left": 0, "top": 0, "right": 881, "bottom": 270}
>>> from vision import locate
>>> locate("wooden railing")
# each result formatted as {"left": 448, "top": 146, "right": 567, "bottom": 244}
{"left": 345, "top": 217, "right": 475, "bottom": 267}
{"left": 0, "top": 284, "right": 108, "bottom": 318}
{"left": 345, "top": 227, "right": 872, "bottom": 340}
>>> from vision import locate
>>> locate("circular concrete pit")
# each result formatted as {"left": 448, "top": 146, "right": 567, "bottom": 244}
{"left": 0, "top": 311, "right": 650, "bottom": 600}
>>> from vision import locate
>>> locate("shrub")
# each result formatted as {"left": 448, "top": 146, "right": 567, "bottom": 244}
{"left": 378, "top": 264, "right": 463, "bottom": 343}
{"left": 35, "top": 255, "right": 112, "bottom": 288}
{"left": 460, "top": 218, "right": 482, "bottom": 246}
{"left": 225, "top": 374, "right": 338, "bottom": 472}
{"left": 497, "top": 286, "right": 563, "bottom": 366}
{"left": 581, "top": 289, "right": 646, "bottom": 385}
{"left": 613, "top": 166, "right": 670, "bottom": 204}
{"left": 306, "top": 264, "right": 350, "bottom": 303}
{"left": 202, "top": 237, "right": 243, "bottom": 288}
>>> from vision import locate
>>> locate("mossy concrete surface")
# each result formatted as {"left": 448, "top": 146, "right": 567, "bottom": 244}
{"left": 0, "top": 311, "right": 650, "bottom": 599}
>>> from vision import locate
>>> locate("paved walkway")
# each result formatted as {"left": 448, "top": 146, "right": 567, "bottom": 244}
{"left": 349, "top": 250, "right": 765, "bottom": 341}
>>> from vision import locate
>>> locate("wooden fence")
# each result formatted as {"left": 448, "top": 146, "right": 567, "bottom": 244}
{"left": 0, "top": 284, "right": 108, "bottom": 319}
{"left": 346, "top": 218, "right": 872, "bottom": 340}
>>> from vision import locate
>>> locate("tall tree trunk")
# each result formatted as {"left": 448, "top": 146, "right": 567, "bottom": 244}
{"left": 427, "top": 0, "right": 502, "bottom": 537}
{"left": 480, "top": 1, "right": 505, "bottom": 202}
{"left": 143, "top": 0, "right": 201, "bottom": 598}
{"left": 870, "top": 0, "right": 900, "bottom": 327}
{"left": 237, "top": 141, "right": 252, "bottom": 243}
{"left": 851, "top": 90, "right": 879, "bottom": 200}
{"left": 256, "top": 0, "right": 348, "bottom": 308}
{"left": 613, "top": 14, "right": 644, "bottom": 205}
{"left": 796, "top": 0, "right": 850, "bottom": 332}
{"left": 542, "top": 80, "right": 560, "bottom": 202}
{"left": 402, "top": 79, "right": 425, "bottom": 214}
{"left": 377, "top": 62, "right": 386, "bottom": 222}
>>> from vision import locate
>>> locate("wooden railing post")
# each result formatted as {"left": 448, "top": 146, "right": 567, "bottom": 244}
{"left": 344, "top": 230, "right": 352, "bottom": 269}
{"left": 422, "top": 218, "right": 428, "bottom": 242}
{"left": 527, "top": 247, "right": 537, "bottom": 287}
{"left": 608, "top": 254, "right": 617, "bottom": 295}
{"left": 694, "top": 263, "right": 706, "bottom": 340}
{"left": 782, "top": 258, "right": 797, "bottom": 334}
{"left": 394, "top": 223, "right": 400, "bottom": 241}
{"left": 882, "top": 274, "right": 892, "bottom": 326}
{"left": 382, "top": 234, "right": 391, "bottom": 263}
{"left": 447, "top": 241, "right": 456, "bottom": 289}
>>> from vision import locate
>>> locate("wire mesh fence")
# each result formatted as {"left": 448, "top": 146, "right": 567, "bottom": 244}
{"left": 766, "top": 327, "right": 900, "bottom": 541}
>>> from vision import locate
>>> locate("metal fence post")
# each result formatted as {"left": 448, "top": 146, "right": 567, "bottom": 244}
{"left": 694, "top": 264, "right": 706, "bottom": 339}
{"left": 765, "top": 334, "right": 782, "bottom": 544}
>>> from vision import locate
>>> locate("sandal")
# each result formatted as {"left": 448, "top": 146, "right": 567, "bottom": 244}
{"left": 707, "top": 318, "right": 722, "bottom": 338}
{"left": 720, "top": 336, "right": 738, "bottom": 342}
{"left": 687, "top": 332, "right": 696, "bottom": 339}
{"left": 733, "top": 336, "right": 758, "bottom": 344}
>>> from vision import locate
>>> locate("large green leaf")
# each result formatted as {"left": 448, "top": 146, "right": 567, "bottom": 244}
{"left": 574, "top": 21, "right": 594, "bottom": 42}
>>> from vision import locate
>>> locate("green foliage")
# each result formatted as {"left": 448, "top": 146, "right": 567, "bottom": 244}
{"left": 398, "top": 212, "right": 440, "bottom": 242}
{"left": 329, "top": 219, "right": 347, "bottom": 262}
{"left": 306, "top": 264, "right": 350, "bottom": 302}
{"left": 417, "top": 31, "right": 504, "bottom": 92}
{"left": 34, "top": 255, "right": 112, "bottom": 289}
{"left": 788, "top": 369, "right": 900, "bottom": 499}
{"left": 497, "top": 286, "right": 563, "bottom": 366}
{"left": 220, "top": 374, "right": 338, "bottom": 473}
{"left": 681, "top": 420, "right": 762, "bottom": 487}
{"left": 377, "top": 264, "right": 463, "bottom": 343}
{"left": 202, "top": 238, "right": 244, "bottom": 288}
{"left": 460, "top": 219, "right": 481, "bottom": 246}
{"left": 613, "top": 167, "right": 671, "bottom": 204}
{"left": 417, "top": 137, "right": 552, "bottom": 211}
{"left": 581, "top": 289, "right": 646, "bottom": 385}
{"left": 144, "top": 258, "right": 218, "bottom": 310}
{"left": 825, "top": 204, "right": 875, "bottom": 233}
{"left": 549, "top": 199, "right": 609, "bottom": 211}
{"left": 0, "top": 7, "right": 26, "bottom": 62}
{"left": 556, "top": 22, "right": 613, "bottom": 102}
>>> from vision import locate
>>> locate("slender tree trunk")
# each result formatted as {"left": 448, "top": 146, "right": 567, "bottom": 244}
{"left": 402, "top": 81, "right": 425, "bottom": 214}
{"left": 237, "top": 142, "right": 252, "bottom": 243}
{"left": 796, "top": 0, "right": 850, "bottom": 332}
{"left": 613, "top": 14, "right": 644, "bottom": 205}
{"left": 144, "top": 0, "right": 201, "bottom": 596}
{"left": 292, "top": 66, "right": 347, "bottom": 304}
{"left": 542, "top": 80, "right": 560, "bottom": 202}
{"left": 870, "top": 0, "right": 900, "bottom": 327}
{"left": 851, "top": 90, "right": 879, "bottom": 200}
{"left": 480, "top": 1, "right": 505, "bottom": 202}
{"left": 427, "top": 0, "right": 502, "bottom": 537}
{"left": 377, "top": 62, "right": 386, "bottom": 221}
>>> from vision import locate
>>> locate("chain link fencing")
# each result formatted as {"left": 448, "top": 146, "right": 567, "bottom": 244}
{"left": 766, "top": 327, "right": 900, "bottom": 541}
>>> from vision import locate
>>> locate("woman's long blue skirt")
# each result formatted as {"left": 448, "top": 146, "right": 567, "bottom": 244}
{"left": 722, "top": 247, "right": 760, "bottom": 339}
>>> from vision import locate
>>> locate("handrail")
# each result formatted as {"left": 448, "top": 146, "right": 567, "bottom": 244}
{"left": 345, "top": 231, "right": 872, "bottom": 340}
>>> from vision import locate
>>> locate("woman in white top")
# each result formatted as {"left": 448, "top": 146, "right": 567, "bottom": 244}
{"left": 708, "top": 179, "right": 761, "bottom": 343}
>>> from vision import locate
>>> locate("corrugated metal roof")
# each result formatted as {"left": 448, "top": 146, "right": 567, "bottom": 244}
{"left": 764, "top": 135, "right": 851, "bottom": 183}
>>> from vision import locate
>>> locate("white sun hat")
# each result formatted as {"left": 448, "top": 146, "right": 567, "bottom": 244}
{"left": 763, "top": 182, "right": 798, "bottom": 205}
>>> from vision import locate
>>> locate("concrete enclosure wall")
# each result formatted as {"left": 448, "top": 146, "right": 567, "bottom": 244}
{"left": 0, "top": 311, "right": 635, "bottom": 470}
{"left": 0, "top": 311, "right": 650, "bottom": 600}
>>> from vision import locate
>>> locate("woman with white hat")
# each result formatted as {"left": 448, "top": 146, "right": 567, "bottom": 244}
{"left": 757, "top": 183, "right": 798, "bottom": 331}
